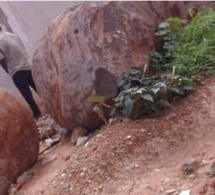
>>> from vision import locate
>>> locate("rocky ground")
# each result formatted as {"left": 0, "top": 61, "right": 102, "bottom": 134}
{"left": 12, "top": 77, "right": 215, "bottom": 195}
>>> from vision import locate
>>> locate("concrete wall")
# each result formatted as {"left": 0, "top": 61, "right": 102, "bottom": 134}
{"left": 0, "top": 1, "right": 81, "bottom": 102}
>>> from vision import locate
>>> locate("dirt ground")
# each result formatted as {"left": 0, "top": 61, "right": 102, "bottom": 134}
{"left": 18, "top": 76, "right": 215, "bottom": 195}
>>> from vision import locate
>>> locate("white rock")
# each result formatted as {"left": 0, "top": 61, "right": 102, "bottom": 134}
{"left": 85, "top": 141, "right": 89, "bottom": 148}
{"left": 179, "top": 190, "right": 191, "bottom": 195}
{"left": 165, "top": 189, "right": 176, "bottom": 194}
{"left": 76, "top": 136, "right": 89, "bottom": 147}
{"left": 42, "top": 154, "right": 58, "bottom": 165}
{"left": 125, "top": 135, "right": 132, "bottom": 139}
{"left": 140, "top": 129, "right": 147, "bottom": 133}
{"left": 162, "top": 177, "right": 170, "bottom": 184}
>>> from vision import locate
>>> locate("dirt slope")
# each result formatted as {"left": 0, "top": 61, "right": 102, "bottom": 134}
{"left": 19, "top": 77, "right": 215, "bottom": 195}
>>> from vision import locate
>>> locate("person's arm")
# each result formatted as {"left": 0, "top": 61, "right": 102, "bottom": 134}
{"left": 0, "top": 51, "right": 8, "bottom": 73}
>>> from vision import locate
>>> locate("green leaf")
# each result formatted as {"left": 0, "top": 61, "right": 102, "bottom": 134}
{"left": 123, "top": 83, "right": 131, "bottom": 90}
{"left": 132, "top": 87, "right": 146, "bottom": 95}
{"left": 155, "top": 30, "right": 168, "bottom": 36}
{"left": 151, "top": 87, "right": 160, "bottom": 94}
{"left": 116, "top": 77, "right": 125, "bottom": 87}
{"left": 158, "top": 22, "right": 170, "bottom": 29}
{"left": 158, "top": 100, "right": 173, "bottom": 108}
{"left": 169, "top": 87, "right": 179, "bottom": 94}
{"left": 183, "top": 85, "right": 194, "bottom": 91}
{"left": 109, "top": 106, "right": 116, "bottom": 117}
{"left": 88, "top": 96, "right": 105, "bottom": 103}
{"left": 141, "top": 93, "right": 154, "bottom": 102}
{"left": 181, "top": 78, "right": 194, "bottom": 84}
{"left": 123, "top": 87, "right": 138, "bottom": 94}
{"left": 129, "top": 67, "right": 141, "bottom": 75}
{"left": 154, "top": 82, "right": 167, "bottom": 90}
{"left": 131, "top": 78, "right": 143, "bottom": 84}
{"left": 177, "top": 86, "right": 184, "bottom": 95}
{"left": 122, "top": 95, "right": 133, "bottom": 118}
{"left": 93, "top": 105, "right": 101, "bottom": 113}
{"left": 169, "top": 86, "right": 184, "bottom": 95}
{"left": 149, "top": 103, "right": 162, "bottom": 114}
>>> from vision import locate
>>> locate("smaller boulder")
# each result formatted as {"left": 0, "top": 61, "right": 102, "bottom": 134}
{"left": 0, "top": 88, "right": 39, "bottom": 195}
{"left": 71, "top": 127, "right": 88, "bottom": 145}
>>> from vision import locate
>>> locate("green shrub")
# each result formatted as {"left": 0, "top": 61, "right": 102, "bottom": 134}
{"left": 112, "top": 67, "right": 194, "bottom": 118}
{"left": 169, "top": 9, "right": 215, "bottom": 76}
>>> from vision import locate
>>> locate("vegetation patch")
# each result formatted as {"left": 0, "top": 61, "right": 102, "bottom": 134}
{"left": 152, "top": 8, "right": 215, "bottom": 76}
{"left": 89, "top": 8, "right": 215, "bottom": 120}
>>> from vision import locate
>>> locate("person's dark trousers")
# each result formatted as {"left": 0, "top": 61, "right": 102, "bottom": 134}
{"left": 12, "top": 70, "right": 41, "bottom": 119}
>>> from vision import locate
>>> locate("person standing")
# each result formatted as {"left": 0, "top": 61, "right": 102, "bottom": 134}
{"left": 0, "top": 27, "right": 42, "bottom": 119}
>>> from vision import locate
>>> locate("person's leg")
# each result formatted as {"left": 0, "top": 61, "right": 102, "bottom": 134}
{"left": 12, "top": 71, "right": 41, "bottom": 119}
{"left": 27, "top": 70, "right": 37, "bottom": 93}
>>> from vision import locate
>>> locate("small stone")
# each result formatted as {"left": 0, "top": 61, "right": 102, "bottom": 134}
{"left": 80, "top": 172, "right": 85, "bottom": 177}
{"left": 61, "top": 128, "right": 69, "bottom": 135}
{"left": 108, "top": 118, "right": 114, "bottom": 125}
{"left": 62, "top": 182, "right": 70, "bottom": 189}
{"left": 71, "top": 164, "right": 78, "bottom": 170}
{"left": 165, "top": 189, "right": 176, "bottom": 194}
{"left": 85, "top": 141, "right": 89, "bottom": 148}
{"left": 42, "top": 154, "right": 58, "bottom": 165}
{"left": 98, "top": 185, "right": 103, "bottom": 190}
{"left": 44, "top": 138, "right": 53, "bottom": 147}
{"left": 200, "top": 159, "right": 208, "bottom": 166}
{"left": 188, "top": 174, "right": 195, "bottom": 179}
{"left": 91, "top": 146, "right": 97, "bottom": 151}
{"left": 71, "top": 127, "right": 87, "bottom": 145}
{"left": 17, "top": 171, "right": 33, "bottom": 183}
{"left": 125, "top": 135, "right": 132, "bottom": 139}
{"left": 140, "top": 129, "right": 146, "bottom": 133}
{"left": 76, "top": 136, "right": 89, "bottom": 147}
{"left": 125, "top": 166, "right": 133, "bottom": 172}
{"left": 179, "top": 190, "right": 191, "bottom": 195}
{"left": 64, "top": 155, "right": 70, "bottom": 161}
{"left": 162, "top": 177, "right": 170, "bottom": 184}
{"left": 134, "top": 163, "right": 139, "bottom": 168}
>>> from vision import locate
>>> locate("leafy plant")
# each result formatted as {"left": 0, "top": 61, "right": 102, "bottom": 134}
{"left": 88, "top": 96, "right": 109, "bottom": 124}
{"left": 110, "top": 66, "right": 195, "bottom": 118}
{"left": 89, "top": 65, "right": 195, "bottom": 119}
{"left": 116, "top": 66, "right": 143, "bottom": 91}
{"left": 149, "top": 19, "right": 180, "bottom": 74}
{"left": 169, "top": 9, "right": 215, "bottom": 76}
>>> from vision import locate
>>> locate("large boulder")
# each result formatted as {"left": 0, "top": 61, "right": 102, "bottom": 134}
{"left": 0, "top": 88, "right": 39, "bottom": 195}
{"left": 32, "top": 1, "right": 212, "bottom": 131}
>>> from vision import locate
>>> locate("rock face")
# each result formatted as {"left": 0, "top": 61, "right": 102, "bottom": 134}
{"left": 0, "top": 88, "right": 39, "bottom": 195}
{"left": 32, "top": 1, "right": 212, "bottom": 131}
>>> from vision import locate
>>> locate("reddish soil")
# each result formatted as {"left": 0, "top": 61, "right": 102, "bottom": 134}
{"left": 18, "top": 77, "right": 215, "bottom": 195}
